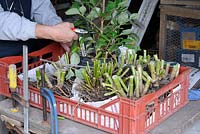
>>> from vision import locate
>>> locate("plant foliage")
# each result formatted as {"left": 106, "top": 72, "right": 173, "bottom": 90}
{"left": 66, "top": 0, "right": 139, "bottom": 58}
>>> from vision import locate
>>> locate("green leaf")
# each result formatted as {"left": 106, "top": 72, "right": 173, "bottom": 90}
{"left": 79, "top": 6, "right": 86, "bottom": 15}
{"left": 100, "top": 34, "right": 110, "bottom": 42}
{"left": 130, "top": 13, "right": 138, "bottom": 20}
{"left": 120, "top": 38, "right": 134, "bottom": 44}
{"left": 70, "top": 53, "right": 80, "bottom": 65}
{"left": 74, "top": 0, "right": 81, "bottom": 2}
{"left": 86, "top": 43, "right": 92, "bottom": 49}
{"left": 90, "top": 0, "right": 98, "bottom": 6}
{"left": 86, "top": 48, "right": 95, "bottom": 54}
{"left": 108, "top": 45, "right": 119, "bottom": 52}
{"left": 104, "top": 14, "right": 112, "bottom": 21}
{"left": 117, "top": 12, "right": 129, "bottom": 25}
{"left": 129, "top": 34, "right": 140, "bottom": 42}
{"left": 71, "top": 2, "right": 81, "bottom": 8}
{"left": 85, "top": 37, "right": 95, "bottom": 45}
{"left": 87, "top": 7, "right": 101, "bottom": 20}
{"left": 65, "top": 8, "right": 80, "bottom": 15}
{"left": 120, "top": 29, "right": 132, "bottom": 35}
{"left": 65, "top": 69, "right": 74, "bottom": 80}
{"left": 117, "top": 0, "right": 128, "bottom": 9}
{"left": 75, "top": 69, "right": 84, "bottom": 79}
{"left": 111, "top": 19, "right": 116, "bottom": 25}
{"left": 123, "top": 44, "right": 135, "bottom": 49}
{"left": 71, "top": 42, "right": 80, "bottom": 53}
{"left": 95, "top": 38, "right": 107, "bottom": 49}
{"left": 106, "top": 1, "right": 115, "bottom": 12}
{"left": 85, "top": 37, "right": 94, "bottom": 41}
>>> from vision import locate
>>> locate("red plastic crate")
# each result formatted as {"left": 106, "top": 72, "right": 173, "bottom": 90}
{"left": 0, "top": 44, "right": 190, "bottom": 134}
{"left": 0, "top": 43, "right": 65, "bottom": 97}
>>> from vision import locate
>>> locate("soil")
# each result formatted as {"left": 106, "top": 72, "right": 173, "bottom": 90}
{"left": 74, "top": 83, "right": 114, "bottom": 102}
{"left": 28, "top": 79, "right": 73, "bottom": 98}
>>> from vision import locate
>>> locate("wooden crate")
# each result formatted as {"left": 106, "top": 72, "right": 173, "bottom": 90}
{"left": 161, "top": 0, "right": 200, "bottom": 6}
{"left": 159, "top": 5, "right": 200, "bottom": 62}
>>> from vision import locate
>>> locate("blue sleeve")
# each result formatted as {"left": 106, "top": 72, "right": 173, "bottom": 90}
{"left": 0, "top": 4, "right": 36, "bottom": 41}
{"left": 31, "top": 0, "right": 62, "bottom": 26}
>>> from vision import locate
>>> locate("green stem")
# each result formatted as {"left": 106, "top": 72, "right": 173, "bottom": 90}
{"left": 58, "top": 71, "right": 66, "bottom": 88}
{"left": 104, "top": 73, "right": 113, "bottom": 84}
{"left": 129, "top": 76, "right": 134, "bottom": 98}
{"left": 112, "top": 75, "right": 126, "bottom": 97}
{"left": 102, "top": 83, "right": 113, "bottom": 88}
{"left": 80, "top": 14, "right": 102, "bottom": 33}
{"left": 118, "top": 76, "right": 128, "bottom": 93}
{"left": 141, "top": 79, "right": 151, "bottom": 96}
{"left": 120, "top": 54, "right": 125, "bottom": 68}
{"left": 135, "top": 71, "right": 140, "bottom": 98}
{"left": 148, "top": 61, "right": 156, "bottom": 81}
{"left": 107, "top": 62, "right": 113, "bottom": 76}
{"left": 64, "top": 52, "right": 69, "bottom": 64}
{"left": 133, "top": 53, "right": 137, "bottom": 66}
{"left": 44, "top": 73, "right": 53, "bottom": 88}
{"left": 36, "top": 70, "right": 41, "bottom": 87}
{"left": 142, "top": 71, "right": 152, "bottom": 82}
{"left": 137, "top": 64, "right": 143, "bottom": 94}
{"left": 160, "top": 60, "right": 165, "bottom": 70}
{"left": 143, "top": 50, "right": 147, "bottom": 60}
{"left": 165, "top": 63, "right": 170, "bottom": 77}
{"left": 82, "top": 69, "right": 93, "bottom": 88}
{"left": 116, "top": 68, "right": 123, "bottom": 76}
{"left": 131, "top": 66, "right": 136, "bottom": 76}
{"left": 128, "top": 52, "right": 134, "bottom": 65}
{"left": 154, "top": 54, "right": 159, "bottom": 61}
{"left": 120, "top": 68, "right": 129, "bottom": 78}
{"left": 101, "top": 0, "right": 105, "bottom": 32}
{"left": 155, "top": 60, "right": 160, "bottom": 76}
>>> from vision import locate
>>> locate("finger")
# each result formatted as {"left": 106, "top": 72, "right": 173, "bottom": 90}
{"left": 62, "top": 42, "right": 72, "bottom": 47}
{"left": 60, "top": 43, "right": 68, "bottom": 51}
{"left": 73, "top": 33, "right": 79, "bottom": 40}
{"left": 67, "top": 42, "right": 72, "bottom": 47}
{"left": 66, "top": 46, "right": 70, "bottom": 53}
{"left": 68, "top": 23, "right": 74, "bottom": 28}
{"left": 71, "top": 23, "right": 74, "bottom": 28}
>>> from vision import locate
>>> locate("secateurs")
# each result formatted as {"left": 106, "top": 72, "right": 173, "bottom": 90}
{"left": 71, "top": 27, "right": 88, "bottom": 34}
{"left": 71, "top": 27, "right": 89, "bottom": 57}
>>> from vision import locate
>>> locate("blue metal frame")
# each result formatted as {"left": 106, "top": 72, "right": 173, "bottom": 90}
{"left": 41, "top": 88, "right": 58, "bottom": 134}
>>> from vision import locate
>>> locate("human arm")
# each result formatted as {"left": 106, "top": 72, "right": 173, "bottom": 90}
{"left": 0, "top": 3, "right": 78, "bottom": 43}
{"left": 0, "top": 4, "right": 36, "bottom": 41}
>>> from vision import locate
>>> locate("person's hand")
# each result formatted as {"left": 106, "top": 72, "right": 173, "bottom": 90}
{"left": 50, "top": 22, "right": 78, "bottom": 43}
{"left": 35, "top": 22, "right": 78, "bottom": 43}
{"left": 60, "top": 42, "right": 72, "bottom": 52}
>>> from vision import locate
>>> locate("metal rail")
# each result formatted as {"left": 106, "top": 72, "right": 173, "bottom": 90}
{"left": 23, "top": 45, "right": 29, "bottom": 134}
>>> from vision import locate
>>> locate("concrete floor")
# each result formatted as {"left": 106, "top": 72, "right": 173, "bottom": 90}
{"left": 183, "top": 120, "right": 200, "bottom": 134}
{"left": 0, "top": 99, "right": 200, "bottom": 134}
{"left": 150, "top": 100, "right": 200, "bottom": 134}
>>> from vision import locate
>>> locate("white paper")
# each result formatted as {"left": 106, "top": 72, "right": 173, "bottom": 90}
{"left": 181, "top": 54, "right": 195, "bottom": 63}
{"left": 189, "top": 68, "right": 200, "bottom": 89}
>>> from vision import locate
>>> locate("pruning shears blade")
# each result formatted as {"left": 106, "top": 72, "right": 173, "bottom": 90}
{"left": 71, "top": 28, "right": 88, "bottom": 34}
